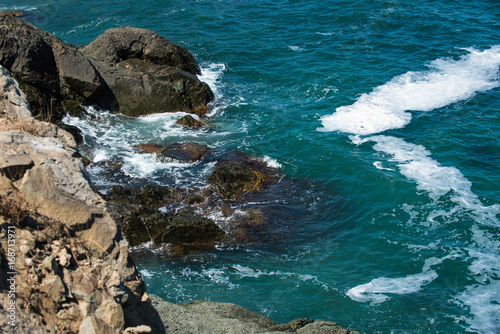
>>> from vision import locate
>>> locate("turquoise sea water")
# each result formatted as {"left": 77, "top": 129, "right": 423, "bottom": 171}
{"left": 4, "top": 1, "right": 500, "bottom": 332}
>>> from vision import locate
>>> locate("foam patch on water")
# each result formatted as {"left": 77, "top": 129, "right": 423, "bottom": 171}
{"left": 347, "top": 256, "right": 457, "bottom": 305}
{"left": 369, "top": 135, "right": 475, "bottom": 201}
{"left": 199, "top": 63, "right": 225, "bottom": 96}
{"left": 289, "top": 45, "right": 305, "bottom": 52}
{"left": 347, "top": 271, "right": 438, "bottom": 305}
{"left": 262, "top": 156, "right": 282, "bottom": 169}
{"left": 0, "top": 5, "right": 38, "bottom": 11}
{"left": 318, "top": 46, "right": 500, "bottom": 135}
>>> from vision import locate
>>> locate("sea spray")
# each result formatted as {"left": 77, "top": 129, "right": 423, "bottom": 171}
{"left": 318, "top": 46, "right": 500, "bottom": 135}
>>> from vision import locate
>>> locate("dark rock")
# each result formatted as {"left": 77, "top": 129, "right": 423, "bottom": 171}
{"left": 109, "top": 185, "right": 133, "bottom": 204}
{"left": 0, "top": 15, "right": 213, "bottom": 120}
{"left": 134, "top": 184, "right": 174, "bottom": 208}
{"left": 133, "top": 143, "right": 163, "bottom": 153}
{"left": 167, "top": 206, "right": 225, "bottom": 245}
{"left": 208, "top": 152, "right": 283, "bottom": 199}
{"left": 87, "top": 58, "right": 213, "bottom": 116}
{"left": 176, "top": 114, "right": 206, "bottom": 128}
{"left": 156, "top": 142, "right": 212, "bottom": 162}
{"left": 0, "top": 13, "right": 113, "bottom": 121}
{"left": 109, "top": 202, "right": 224, "bottom": 247}
{"left": 81, "top": 26, "right": 201, "bottom": 75}
{"left": 0, "top": 12, "right": 59, "bottom": 92}
{"left": 208, "top": 161, "right": 260, "bottom": 199}
{"left": 81, "top": 26, "right": 214, "bottom": 116}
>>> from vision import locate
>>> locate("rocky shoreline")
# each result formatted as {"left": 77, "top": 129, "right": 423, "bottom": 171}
{"left": 0, "top": 13, "right": 359, "bottom": 333}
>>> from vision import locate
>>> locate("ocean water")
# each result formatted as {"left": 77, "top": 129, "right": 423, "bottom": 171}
{"left": 5, "top": 0, "right": 500, "bottom": 332}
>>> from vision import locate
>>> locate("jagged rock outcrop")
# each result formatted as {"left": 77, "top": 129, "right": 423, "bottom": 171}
{"left": 0, "top": 13, "right": 213, "bottom": 120}
{"left": 0, "top": 66, "right": 164, "bottom": 333}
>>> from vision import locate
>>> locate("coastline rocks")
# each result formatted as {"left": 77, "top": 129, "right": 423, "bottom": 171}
{"left": 0, "top": 67, "right": 164, "bottom": 334}
{"left": 0, "top": 13, "right": 213, "bottom": 120}
{"left": 0, "top": 12, "right": 107, "bottom": 121}
{"left": 208, "top": 155, "right": 281, "bottom": 200}
{"left": 81, "top": 26, "right": 201, "bottom": 75}
{"left": 80, "top": 26, "right": 213, "bottom": 116}
{"left": 176, "top": 114, "right": 206, "bottom": 128}
{"left": 156, "top": 142, "right": 213, "bottom": 162}
{"left": 150, "top": 295, "right": 359, "bottom": 334}
{"left": 109, "top": 202, "right": 225, "bottom": 248}
{"left": 133, "top": 143, "right": 163, "bottom": 153}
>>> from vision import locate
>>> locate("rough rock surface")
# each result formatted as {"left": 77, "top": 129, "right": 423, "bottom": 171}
{"left": 156, "top": 142, "right": 213, "bottom": 162}
{"left": 151, "top": 295, "right": 359, "bottom": 334}
{"left": 0, "top": 13, "right": 213, "bottom": 119}
{"left": 0, "top": 66, "right": 164, "bottom": 334}
{"left": 208, "top": 154, "right": 282, "bottom": 200}
{"left": 176, "top": 114, "right": 206, "bottom": 128}
{"left": 81, "top": 26, "right": 201, "bottom": 76}
{"left": 80, "top": 26, "right": 213, "bottom": 116}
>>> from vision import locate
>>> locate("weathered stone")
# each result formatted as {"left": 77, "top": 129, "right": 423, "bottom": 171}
{"left": 88, "top": 58, "right": 213, "bottom": 116}
{"left": 133, "top": 144, "right": 163, "bottom": 153}
{"left": 0, "top": 65, "right": 32, "bottom": 119}
{"left": 110, "top": 202, "right": 224, "bottom": 247}
{"left": 208, "top": 154, "right": 283, "bottom": 200}
{"left": 134, "top": 184, "right": 174, "bottom": 208}
{"left": 0, "top": 146, "right": 33, "bottom": 180}
{"left": 0, "top": 13, "right": 59, "bottom": 91}
{"left": 81, "top": 26, "right": 201, "bottom": 75}
{"left": 156, "top": 142, "right": 212, "bottom": 163}
{"left": 208, "top": 161, "right": 259, "bottom": 199}
{"left": 1, "top": 15, "right": 212, "bottom": 119}
{"left": 52, "top": 40, "right": 104, "bottom": 99}
{"left": 176, "top": 114, "right": 206, "bottom": 128}
{"left": 40, "top": 274, "right": 66, "bottom": 303}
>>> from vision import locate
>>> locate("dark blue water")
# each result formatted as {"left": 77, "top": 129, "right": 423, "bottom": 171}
{"left": 5, "top": 1, "right": 500, "bottom": 332}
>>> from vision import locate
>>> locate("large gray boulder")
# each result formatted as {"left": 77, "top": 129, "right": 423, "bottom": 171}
{"left": 150, "top": 295, "right": 359, "bottom": 334}
{"left": 0, "top": 12, "right": 110, "bottom": 120}
{"left": 81, "top": 26, "right": 213, "bottom": 116}
{"left": 81, "top": 26, "right": 201, "bottom": 75}
{"left": 0, "top": 13, "right": 213, "bottom": 119}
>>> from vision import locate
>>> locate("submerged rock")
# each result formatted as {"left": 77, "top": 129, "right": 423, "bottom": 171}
{"left": 176, "top": 114, "right": 206, "bottom": 128}
{"left": 133, "top": 143, "right": 164, "bottom": 153}
{"left": 109, "top": 202, "right": 225, "bottom": 248}
{"left": 208, "top": 154, "right": 281, "bottom": 200}
{"left": 156, "top": 142, "right": 213, "bottom": 162}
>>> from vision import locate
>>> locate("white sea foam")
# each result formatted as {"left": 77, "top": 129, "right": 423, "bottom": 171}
{"left": 139, "top": 269, "right": 154, "bottom": 278}
{"left": 373, "top": 161, "right": 395, "bottom": 171}
{"left": 262, "top": 156, "right": 282, "bottom": 169}
{"left": 369, "top": 135, "right": 475, "bottom": 201}
{"left": 347, "top": 256, "right": 458, "bottom": 305}
{"left": 0, "top": 5, "right": 38, "bottom": 11}
{"left": 347, "top": 271, "right": 438, "bottom": 305}
{"left": 318, "top": 46, "right": 500, "bottom": 135}
{"left": 199, "top": 63, "right": 226, "bottom": 97}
